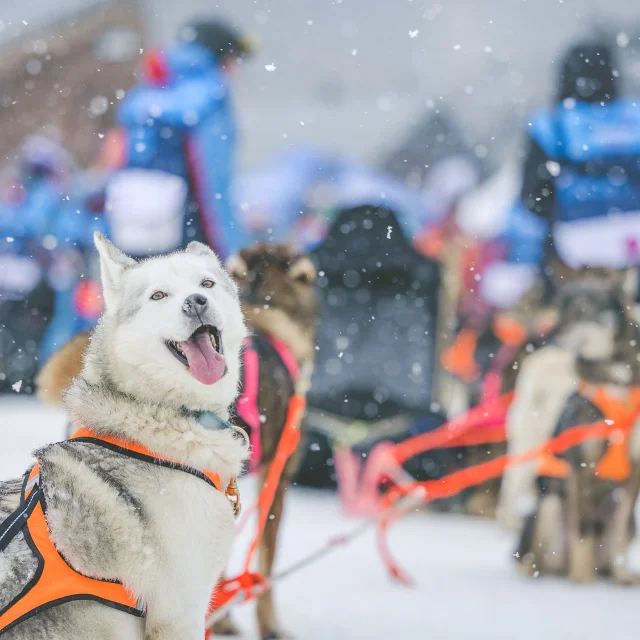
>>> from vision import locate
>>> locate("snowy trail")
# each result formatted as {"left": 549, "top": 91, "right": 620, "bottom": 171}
{"left": 2, "top": 397, "right": 639, "bottom": 639}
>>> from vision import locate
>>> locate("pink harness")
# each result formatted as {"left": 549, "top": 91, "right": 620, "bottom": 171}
{"left": 236, "top": 335, "right": 299, "bottom": 470}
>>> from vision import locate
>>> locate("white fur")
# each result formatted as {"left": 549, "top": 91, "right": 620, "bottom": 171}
{"left": 498, "top": 346, "right": 579, "bottom": 531}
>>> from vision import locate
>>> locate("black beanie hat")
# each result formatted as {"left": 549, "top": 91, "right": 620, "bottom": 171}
{"left": 557, "top": 41, "right": 618, "bottom": 103}
{"left": 179, "top": 19, "right": 256, "bottom": 59}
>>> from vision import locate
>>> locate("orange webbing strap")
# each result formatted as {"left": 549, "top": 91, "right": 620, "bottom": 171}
{"left": 580, "top": 384, "right": 640, "bottom": 483}
{"left": 597, "top": 428, "right": 631, "bottom": 482}
{"left": 0, "top": 465, "right": 141, "bottom": 633}
{"left": 377, "top": 418, "right": 616, "bottom": 584}
{"left": 207, "top": 572, "right": 268, "bottom": 620}
{"left": 441, "top": 328, "right": 480, "bottom": 383}
{"left": 537, "top": 452, "right": 571, "bottom": 478}
{"left": 410, "top": 415, "right": 631, "bottom": 499}
{"left": 492, "top": 314, "right": 528, "bottom": 349}
{"left": 415, "top": 225, "right": 446, "bottom": 260}
{"left": 243, "top": 394, "right": 305, "bottom": 572}
{"left": 335, "top": 394, "right": 511, "bottom": 521}
{"left": 534, "top": 385, "right": 640, "bottom": 482}
{"left": 69, "top": 428, "right": 224, "bottom": 493}
{"left": 207, "top": 394, "right": 306, "bottom": 624}
{"left": 391, "top": 391, "right": 514, "bottom": 466}
{"left": 445, "top": 425, "right": 507, "bottom": 448}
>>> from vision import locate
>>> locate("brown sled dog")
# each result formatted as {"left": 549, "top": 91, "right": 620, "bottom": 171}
{"left": 222, "top": 244, "right": 317, "bottom": 638}
{"left": 36, "top": 243, "right": 317, "bottom": 640}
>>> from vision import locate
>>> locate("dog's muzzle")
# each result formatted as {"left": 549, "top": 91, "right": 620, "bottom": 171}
{"left": 182, "top": 293, "right": 208, "bottom": 318}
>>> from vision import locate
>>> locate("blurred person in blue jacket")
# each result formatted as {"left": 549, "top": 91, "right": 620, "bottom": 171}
{"left": 0, "top": 135, "right": 107, "bottom": 377}
{"left": 480, "top": 41, "right": 640, "bottom": 310}
{"left": 106, "top": 19, "right": 255, "bottom": 259}
{"left": 0, "top": 136, "right": 72, "bottom": 248}
{"left": 38, "top": 176, "right": 108, "bottom": 363}
{"left": 0, "top": 136, "right": 73, "bottom": 390}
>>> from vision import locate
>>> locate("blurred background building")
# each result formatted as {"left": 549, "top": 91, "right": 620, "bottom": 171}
{"left": 4, "top": 0, "right": 640, "bottom": 169}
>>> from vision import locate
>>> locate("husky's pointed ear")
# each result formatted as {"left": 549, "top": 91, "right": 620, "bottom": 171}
{"left": 94, "top": 232, "right": 135, "bottom": 313}
{"left": 185, "top": 241, "right": 221, "bottom": 265}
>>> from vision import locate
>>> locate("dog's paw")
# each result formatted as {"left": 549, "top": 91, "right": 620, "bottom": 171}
{"left": 211, "top": 612, "right": 242, "bottom": 636}
{"left": 569, "top": 566, "right": 597, "bottom": 584}
{"left": 569, "top": 536, "right": 598, "bottom": 584}
{"left": 464, "top": 490, "right": 498, "bottom": 518}
{"left": 262, "top": 630, "right": 294, "bottom": 640}
{"left": 612, "top": 568, "right": 640, "bottom": 586}
{"left": 518, "top": 552, "right": 539, "bottom": 578}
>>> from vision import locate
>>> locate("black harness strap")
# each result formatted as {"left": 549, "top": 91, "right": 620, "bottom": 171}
{"left": 69, "top": 437, "right": 221, "bottom": 491}
{"left": 0, "top": 486, "right": 41, "bottom": 554}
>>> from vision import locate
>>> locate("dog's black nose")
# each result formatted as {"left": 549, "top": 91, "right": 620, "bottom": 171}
{"left": 183, "top": 293, "right": 208, "bottom": 316}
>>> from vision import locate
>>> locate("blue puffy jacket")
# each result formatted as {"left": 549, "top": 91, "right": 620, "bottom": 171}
{"left": 38, "top": 193, "right": 107, "bottom": 363}
{"left": 482, "top": 98, "right": 640, "bottom": 307}
{"left": 115, "top": 43, "right": 247, "bottom": 259}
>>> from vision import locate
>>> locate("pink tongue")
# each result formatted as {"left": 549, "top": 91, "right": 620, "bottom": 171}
{"left": 179, "top": 332, "right": 226, "bottom": 385}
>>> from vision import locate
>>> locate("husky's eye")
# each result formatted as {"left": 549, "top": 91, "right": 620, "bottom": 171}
{"left": 151, "top": 291, "right": 167, "bottom": 301}
{"left": 201, "top": 279, "right": 215, "bottom": 289}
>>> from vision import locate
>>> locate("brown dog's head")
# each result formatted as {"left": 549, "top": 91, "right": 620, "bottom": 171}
{"left": 552, "top": 267, "right": 640, "bottom": 377}
{"left": 226, "top": 244, "right": 317, "bottom": 364}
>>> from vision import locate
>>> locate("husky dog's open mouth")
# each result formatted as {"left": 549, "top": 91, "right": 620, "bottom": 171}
{"left": 166, "top": 325, "right": 226, "bottom": 385}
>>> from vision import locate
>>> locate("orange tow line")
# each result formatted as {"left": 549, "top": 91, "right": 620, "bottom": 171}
{"left": 206, "top": 394, "right": 307, "bottom": 631}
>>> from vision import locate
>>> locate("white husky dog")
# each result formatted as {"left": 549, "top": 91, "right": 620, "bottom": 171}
{"left": 0, "top": 234, "right": 249, "bottom": 639}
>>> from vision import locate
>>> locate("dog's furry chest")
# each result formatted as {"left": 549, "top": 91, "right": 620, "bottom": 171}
{"left": 38, "top": 442, "right": 236, "bottom": 591}
{"left": 139, "top": 468, "right": 236, "bottom": 561}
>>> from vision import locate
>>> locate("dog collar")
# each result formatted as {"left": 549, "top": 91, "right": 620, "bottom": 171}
{"left": 196, "top": 410, "right": 234, "bottom": 430}
{"left": 178, "top": 408, "right": 234, "bottom": 431}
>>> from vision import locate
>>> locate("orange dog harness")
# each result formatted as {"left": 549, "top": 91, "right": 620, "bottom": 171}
{"left": 538, "top": 384, "right": 640, "bottom": 482}
{"left": 441, "top": 328, "right": 481, "bottom": 383}
{"left": 0, "top": 428, "right": 236, "bottom": 635}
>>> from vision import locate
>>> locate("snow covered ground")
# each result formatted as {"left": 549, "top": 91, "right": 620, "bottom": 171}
{"left": 2, "top": 396, "right": 640, "bottom": 639}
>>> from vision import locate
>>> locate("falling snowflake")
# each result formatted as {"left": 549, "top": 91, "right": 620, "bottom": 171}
{"left": 386, "top": 226, "right": 393, "bottom": 239}
{"left": 265, "top": 63, "right": 276, "bottom": 72}
{"left": 408, "top": 30, "right": 419, "bottom": 38}
{"left": 545, "top": 160, "right": 561, "bottom": 177}
{"left": 453, "top": 44, "right": 461, "bottom": 51}
{"left": 12, "top": 380, "right": 22, "bottom": 393}
{"left": 617, "top": 32, "right": 630, "bottom": 48}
